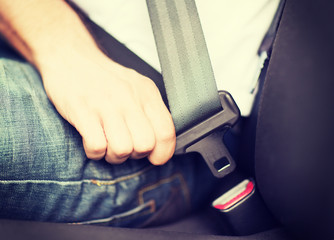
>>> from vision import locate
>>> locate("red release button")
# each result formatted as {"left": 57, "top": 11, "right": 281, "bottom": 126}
{"left": 213, "top": 179, "right": 255, "bottom": 211}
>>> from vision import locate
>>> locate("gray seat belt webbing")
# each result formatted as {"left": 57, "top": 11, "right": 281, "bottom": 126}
{"left": 147, "top": 0, "right": 240, "bottom": 178}
{"left": 146, "top": 0, "right": 222, "bottom": 134}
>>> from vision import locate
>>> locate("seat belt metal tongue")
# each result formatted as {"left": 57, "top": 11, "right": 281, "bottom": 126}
{"left": 175, "top": 91, "right": 240, "bottom": 178}
{"left": 146, "top": 0, "right": 240, "bottom": 178}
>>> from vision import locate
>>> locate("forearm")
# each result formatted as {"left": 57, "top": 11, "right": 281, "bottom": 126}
{"left": 0, "top": 0, "right": 103, "bottom": 70}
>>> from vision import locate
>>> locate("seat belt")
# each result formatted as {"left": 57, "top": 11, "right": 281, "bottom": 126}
{"left": 146, "top": 0, "right": 240, "bottom": 178}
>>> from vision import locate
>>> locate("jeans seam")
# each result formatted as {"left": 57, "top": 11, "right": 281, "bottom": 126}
{"left": 90, "top": 165, "right": 154, "bottom": 186}
{"left": 0, "top": 165, "right": 155, "bottom": 185}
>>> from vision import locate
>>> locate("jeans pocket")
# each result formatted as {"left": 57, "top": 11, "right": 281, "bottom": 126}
{"left": 69, "top": 172, "right": 192, "bottom": 228}
{"left": 138, "top": 173, "right": 192, "bottom": 227}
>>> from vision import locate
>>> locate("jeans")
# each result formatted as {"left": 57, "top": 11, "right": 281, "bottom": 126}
{"left": 0, "top": 44, "right": 220, "bottom": 227}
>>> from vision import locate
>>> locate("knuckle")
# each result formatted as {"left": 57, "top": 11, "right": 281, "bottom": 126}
{"left": 112, "top": 144, "right": 133, "bottom": 158}
{"left": 85, "top": 142, "right": 107, "bottom": 160}
{"left": 133, "top": 133, "right": 156, "bottom": 153}
{"left": 134, "top": 141, "right": 155, "bottom": 154}
{"left": 157, "top": 127, "right": 176, "bottom": 144}
{"left": 90, "top": 144, "right": 106, "bottom": 154}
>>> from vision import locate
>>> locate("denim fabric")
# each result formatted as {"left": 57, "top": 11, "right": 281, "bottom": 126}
{"left": 0, "top": 45, "right": 219, "bottom": 227}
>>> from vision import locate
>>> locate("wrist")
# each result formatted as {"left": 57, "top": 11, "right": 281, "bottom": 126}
{"left": 36, "top": 43, "right": 110, "bottom": 76}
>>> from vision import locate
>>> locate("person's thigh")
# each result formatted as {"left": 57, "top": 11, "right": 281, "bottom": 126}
{"left": 0, "top": 45, "right": 217, "bottom": 227}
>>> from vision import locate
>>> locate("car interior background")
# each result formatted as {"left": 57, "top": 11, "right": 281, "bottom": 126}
{"left": 1, "top": 0, "right": 334, "bottom": 239}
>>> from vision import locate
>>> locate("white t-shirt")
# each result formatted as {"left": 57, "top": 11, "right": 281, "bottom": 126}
{"left": 70, "top": 0, "right": 280, "bottom": 116}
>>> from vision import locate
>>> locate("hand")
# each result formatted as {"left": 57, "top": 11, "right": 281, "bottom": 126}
{"left": 40, "top": 50, "right": 176, "bottom": 165}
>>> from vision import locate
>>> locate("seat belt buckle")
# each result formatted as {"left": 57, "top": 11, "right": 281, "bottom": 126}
{"left": 175, "top": 91, "right": 240, "bottom": 178}
{"left": 212, "top": 179, "right": 278, "bottom": 235}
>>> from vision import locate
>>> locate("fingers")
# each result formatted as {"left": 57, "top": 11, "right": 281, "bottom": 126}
{"left": 100, "top": 96, "right": 175, "bottom": 165}
{"left": 99, "top": 76, "right": 175, "bottom": 165}
{"left": 95, "top": 98, "right": 156, "bottom": 164}
{"left": 73, "top": 99, "right": 168, "bottom": 164}
{"left": 70, "top": 108, "right": 107, "bottom": 160}
{"left": 144, "top": 99, "right": 176, "bottom": 165}
{"left": 67, "top": 71, "right": 175, "bottom": 165}
{"left": 102, "top": 102, "right": 156, "bottom": 163}
{"left": 102, "top": 110, "right": 133, "bottom": 164}
{"left": 124, "top": 103, "right": 156, "bottom": 159}
{"left": 100, "top": 79, "right": 175, "bottom": 165}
